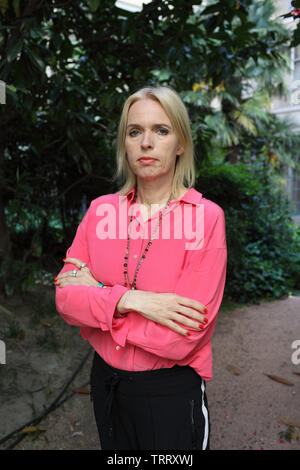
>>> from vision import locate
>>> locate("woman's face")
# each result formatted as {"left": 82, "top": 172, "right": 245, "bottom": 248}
{"left": 125, "top": 98, "right": 184, "bottom": 183}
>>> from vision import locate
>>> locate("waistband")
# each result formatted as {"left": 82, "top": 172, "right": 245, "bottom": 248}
{"left": 91, "top": 351, "right": 203, "bottom": 397}
{"left": 91, "top": 352, "right": 204, "bottom": 432}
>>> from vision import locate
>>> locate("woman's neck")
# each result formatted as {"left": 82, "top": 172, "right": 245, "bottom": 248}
{"left": 136, "top": 185, "right": 173, "bottom": 208}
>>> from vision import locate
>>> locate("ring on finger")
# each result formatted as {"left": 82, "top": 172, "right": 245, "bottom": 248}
{"left": 72, "top": 269, "right": 78, "bottom": 277}
{"left": 79, "top": 262, "right": 86, "bottom": 269}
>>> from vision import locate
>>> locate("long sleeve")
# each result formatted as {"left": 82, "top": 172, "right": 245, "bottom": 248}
{"left": 55, "top": 192, "right": 227, "bottom": 368}
{"left": 108, "top": 208, "right": 227, "bottom": 361}
{"left": 55, "top": 202, "right": 131, "bottom": 345}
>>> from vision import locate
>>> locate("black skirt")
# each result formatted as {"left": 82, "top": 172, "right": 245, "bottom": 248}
{"left": 90, "top": 351, "right": 210, "bottom": 450}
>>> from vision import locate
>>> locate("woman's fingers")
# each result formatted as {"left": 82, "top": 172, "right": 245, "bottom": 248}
{"left": 54, "top": 271, "right": 96, "bottom": 287}
{"left": 171, "top": 311, "right": 206, "bottom": 330}
{"left": 54, "top": 269, "right": 87, "bottom": 286}
{"left": 168, "top": 321, "right": 188, "bottom": 336}
{"left": 167, "top": 319, "right": 200, "bottom": 337}
{"left": 55, "top": 270, "right": 81, "bottom": 281}
{"left": 176, "top": 295, "right": 208, "bottom": 315}
{"left": 176, "top": 305, "right": 208, "bottom": 324}
{"left": 55, "top": 258, "right": 89, "bottom": 284}
{"left": 62, "top": 257, "right": 87, "bottom": 269}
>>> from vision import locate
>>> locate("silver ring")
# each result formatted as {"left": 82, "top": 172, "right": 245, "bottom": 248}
{"left": 72, "top": 269, "right": 78, "bottom": 277}
{"left": 79, "top": 262, "right": 86, "bottom": 269}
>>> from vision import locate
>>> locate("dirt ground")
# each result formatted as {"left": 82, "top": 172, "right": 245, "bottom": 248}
{"left": 0, "top": 286, "right": 299, "bottom": 451}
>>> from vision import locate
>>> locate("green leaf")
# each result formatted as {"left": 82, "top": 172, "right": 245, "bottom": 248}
{"left": 13, "top": 0, "right": 20, "bottom": 16}
{"left": 0, "top": 0, "right": 8, "bottom": 15}
{"left": 87, "top": 0, "right": 100, "bottom": 12}
{"left": 201, "top": 3, "right": 222, "bottom": 16}
{"left": 27, "top": 49, "right": 45, "bottom": 72}
{"left": 7, "top": 38, "right": 23, "bottom": 62}
{"left": 6, "top": 84, "right": 17, "bottom": 92}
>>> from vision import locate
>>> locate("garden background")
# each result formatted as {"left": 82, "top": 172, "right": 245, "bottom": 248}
{"left": 0, "top": 0, "right": 300, "bottom": 451}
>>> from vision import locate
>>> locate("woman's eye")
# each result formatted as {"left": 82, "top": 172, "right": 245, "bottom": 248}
{"left": 129, "top": 129, "right": 139, "bottom": 137}
{"left": 157, "top": 128, "right": 169, "bottom": 135}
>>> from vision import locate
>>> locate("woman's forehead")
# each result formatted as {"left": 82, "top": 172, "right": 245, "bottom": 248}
{"left": 127, "top": 98, "right": 172, "bottom": 126}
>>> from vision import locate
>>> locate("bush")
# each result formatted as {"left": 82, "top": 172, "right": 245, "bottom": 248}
{"left": 195, "top": 160, "right": 300, "bottom": 304}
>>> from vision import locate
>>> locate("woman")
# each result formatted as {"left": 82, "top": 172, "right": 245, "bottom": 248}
{"left": 55, "top": 86, "right": 227, "bottom": 450}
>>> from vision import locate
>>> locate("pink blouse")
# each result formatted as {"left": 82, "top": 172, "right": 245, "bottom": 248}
{"left": 55, "top": 187, "right": 227, "bottom": 381}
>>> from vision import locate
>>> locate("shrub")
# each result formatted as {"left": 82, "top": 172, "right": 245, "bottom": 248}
{"left": 195, "top": 161, "right": 300, "bottom": 304}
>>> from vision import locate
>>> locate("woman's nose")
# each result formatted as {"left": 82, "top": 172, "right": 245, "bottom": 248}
{"left": 141, "top": 131, "right": 153, "bottom": 148}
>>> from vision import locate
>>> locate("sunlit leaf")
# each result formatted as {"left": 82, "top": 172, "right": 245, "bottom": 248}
{"left": 264, "top": 374, "right": 294, "bottom": 386}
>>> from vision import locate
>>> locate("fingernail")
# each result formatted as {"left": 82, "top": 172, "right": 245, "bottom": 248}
{"left": 186, "top": 332, "right": 191, "bottom": 336}
{"left": 54, "top": 277, "right": 57, "bottom": 280}
{"left": 62, "top": 258, "right": 66, "bottom": 262}
{"left": 199, "top": 324, "right": 204, "bottom": 329}
{"left": 203, "top": 308, "right": 208, "bottom": 313}
{"left": 204, "top": 318, "right": 208, "bottom": 323}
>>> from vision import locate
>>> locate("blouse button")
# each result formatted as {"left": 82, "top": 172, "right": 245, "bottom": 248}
{"left": 116, "top": 345, "right": 121, "bottom": 350}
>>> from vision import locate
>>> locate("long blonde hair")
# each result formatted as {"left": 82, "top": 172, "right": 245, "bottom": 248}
{"left": 114, "top": 86, "right": 195, "bottom": 198}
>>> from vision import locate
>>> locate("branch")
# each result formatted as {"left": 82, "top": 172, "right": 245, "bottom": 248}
{"left": 57, "top": 174, "right": 90, "bottom": 200}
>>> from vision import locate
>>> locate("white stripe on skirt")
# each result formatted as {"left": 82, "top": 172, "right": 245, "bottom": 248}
{"left": 201, "top": 380, "right": 209, "bottom": 450}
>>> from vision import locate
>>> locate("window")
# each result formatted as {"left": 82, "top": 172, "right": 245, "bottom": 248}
{"left": 287, "top": 167, "right": 300, "bottom": 215}
{"left": 293, "top": 45, "right": 300, "bottom": 81}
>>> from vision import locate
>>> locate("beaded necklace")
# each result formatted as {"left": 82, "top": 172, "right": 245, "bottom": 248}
{"left": 124, "top": 186, "right": 172, "bottom": 290}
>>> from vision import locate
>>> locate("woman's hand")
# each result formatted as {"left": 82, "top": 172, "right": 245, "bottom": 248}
{"left": 54, "top": 257, "right": 105, "bottom": 288}
{"left": 117, "top": 290, "right": 208, "bottom": 336}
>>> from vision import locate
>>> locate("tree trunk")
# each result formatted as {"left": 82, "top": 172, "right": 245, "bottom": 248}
{"left": 0, "top": 146, "right": 11, "bottom": 263}
{"left": 225, "top": 144, "right": 240, "bottom": 164}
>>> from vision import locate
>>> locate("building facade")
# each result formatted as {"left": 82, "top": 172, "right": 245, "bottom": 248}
{"left": 116, "top": 0, "right": 300, "bottom": 223}
{"left": 271, "top": 0, "right": 300, "bottom": 223}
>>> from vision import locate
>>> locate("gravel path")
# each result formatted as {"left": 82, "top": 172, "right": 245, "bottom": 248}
{"left": 3, "top": 295, "right": 300, "bottom": 451}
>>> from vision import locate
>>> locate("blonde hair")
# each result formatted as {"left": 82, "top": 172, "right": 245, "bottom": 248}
{"left": 114, "top": 86, "right": 195, "bottom": 198}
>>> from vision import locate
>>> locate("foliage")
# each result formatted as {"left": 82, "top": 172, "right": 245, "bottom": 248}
{"left": 196, "top": 160, "right": 300, "bottom": 303}
{"left": 0, "top": 0, "right": 299, "bottom": 299}
{"left": 282, "top": 0, "right": 300, "bottom": 46}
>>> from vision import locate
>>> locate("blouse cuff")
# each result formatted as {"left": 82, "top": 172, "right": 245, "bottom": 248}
{"left": 105, "top": 285, "right": 130, "bottom": 347}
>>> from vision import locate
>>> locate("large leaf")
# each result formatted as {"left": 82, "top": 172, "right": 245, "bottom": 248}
{"left": 7, "top": 37, "right": 23, "bottom": 62}
{"left": 86, "top": 0, "right": 101, "bottom": 12}
{"left": 26, "top": 48, "right": 45, "bottom": 72}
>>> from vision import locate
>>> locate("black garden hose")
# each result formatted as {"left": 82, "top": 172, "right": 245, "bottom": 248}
{"left": 0, "top": 347, "right": 92, "bottom": 450}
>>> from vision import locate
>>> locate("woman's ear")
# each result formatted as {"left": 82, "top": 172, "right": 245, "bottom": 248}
{"left": 177, "top": 145, "right": 184, "bottom": 156}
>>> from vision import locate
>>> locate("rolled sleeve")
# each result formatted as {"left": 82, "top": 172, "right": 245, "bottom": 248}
{"left": 55, "top": 200, "right": 131, "bottom": 343}
{"left": 56, "top": 283, "right": 130, "bottom": 346}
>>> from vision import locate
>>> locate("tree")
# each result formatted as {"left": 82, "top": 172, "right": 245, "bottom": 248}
{"left": 0, "top": 0, "right": 297, "bottom": 295}
{"left": 282, "top": 0, "right": 300, "bottom": 46}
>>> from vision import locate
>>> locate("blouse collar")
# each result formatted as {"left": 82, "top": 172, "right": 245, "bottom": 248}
{"left": 125, "top": 186, "right": 203, "bottom": 205}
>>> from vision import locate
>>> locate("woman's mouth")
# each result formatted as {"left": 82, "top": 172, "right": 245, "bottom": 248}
{"left": 138, "top": 157, "right": 157, "bottom": 164}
